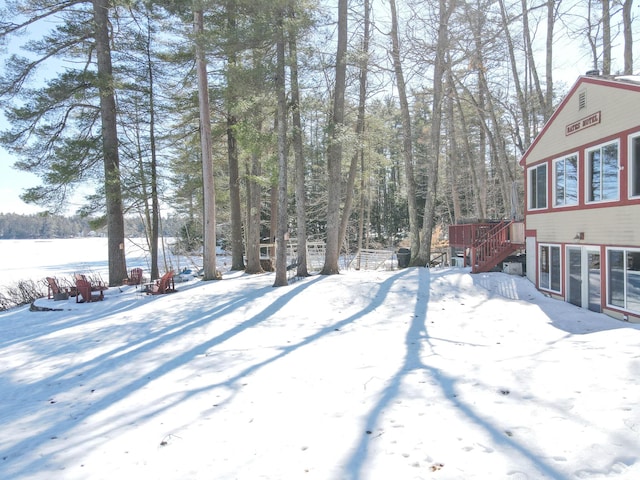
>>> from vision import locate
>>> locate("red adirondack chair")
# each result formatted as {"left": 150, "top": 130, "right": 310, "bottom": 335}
{"left": 147, "top": 271, "right": 176, "bottom": 295}
{"left": 125, "top": 268, "right": 144, "bottom": 286}
{"left": 75, "top": 273, "right": 108, "bottom": 292}
{"left": 46, "top": 277, "right": 69, "bottom": 300}
{"left": 76, "top": 279, "right": 104, "bottom": 303}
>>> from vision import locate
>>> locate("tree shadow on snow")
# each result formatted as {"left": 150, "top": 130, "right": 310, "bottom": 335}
{"left": 344, "top": 267, "right": 567, "bottom": 480}
{"left": 3, "top": 267, "right": 619, "bottom": 479}
{"left": 470, "top": 271, "right": 640, "bottom": 335}
{"left": 0, "top": 273, "right": 326, "bottom": 478}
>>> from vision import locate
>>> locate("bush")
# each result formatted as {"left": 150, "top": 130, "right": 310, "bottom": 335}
{"left": 0, "top": 280, "right": 47, "bottom": 311}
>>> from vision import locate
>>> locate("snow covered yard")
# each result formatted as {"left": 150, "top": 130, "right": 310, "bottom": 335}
{"left": 1, "top": 263, "right": 640, "bottom": 479}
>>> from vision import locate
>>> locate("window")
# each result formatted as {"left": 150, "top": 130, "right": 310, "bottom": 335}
{"left": 554, "top": 154, "right": 578, "bottom": 206}
{"left": 630, "top": 134, "right": 640, "bottom": 198}
{"left": 529, "top": 164, "right": 547, "bottom": 210}
{"left": 587, "top": 141, "right": 619, "bottom": 202}
{"left": 540, "top": 244, "right": 561, "bottom": 293}
{"left": 607, "top": 249, "right": 640, "bottom": 314}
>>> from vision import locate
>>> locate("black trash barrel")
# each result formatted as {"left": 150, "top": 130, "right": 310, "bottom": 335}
{"left": 397, "top": 248, "right": 410, "bottom": 268}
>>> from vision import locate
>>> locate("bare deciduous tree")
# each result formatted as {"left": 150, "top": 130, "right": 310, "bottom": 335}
{"left": 389, "top": 0, "right": 420, "bottom": 264}
{"left": 321, "top": 0, "right": 347, "bottom": 275}
{"left": 622, "top": 0, "right": 633, "bottom": 74}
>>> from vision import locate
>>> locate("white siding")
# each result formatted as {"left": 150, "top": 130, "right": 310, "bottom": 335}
{"left": 524, "top": 81, "right": 640, "bottom": 166}
{"left": 527, "top": 204, "right": 640, "bottom": 245}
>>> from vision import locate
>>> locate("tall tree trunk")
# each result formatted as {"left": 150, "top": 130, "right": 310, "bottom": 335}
{"left": 521, "top": 0, "right": 547, "bottom": 119}
{"left": 270, "top": 185, "right": 277, "bottom": 244}
{"left": 339, "top": 0, "right": 370, "bottom": 253}
{"left": 451, "top": 69, "right": 487, "bottom": 220}
{"left": 226, "top": 2, "right": 244, "bottom": 272}
{"left": 135, "top": 131, "right": 153, "bottom": 264}
{"left": 484, "top": 115, "right": 514, "bottom": 215}
{"left": 445, "top": 67, "right": 461, "bottom": 223}
{"left": 622, "top": 0, "right": 633, "bottom": 74}
{"left": 144, "top": 12, "right": 160, "bottom": 281}
{"left": 472, "top": 63, "right": 514, "bottom": 215}
{"left": 496, "top": 0, "right": 529, "bottom": 148}
{"left": 288, "top": 17, "right": 309, "bottom": 277}
{"left": 389, "top": 0, "right": 420, "bottom": 263}
{"left": 92, "top": 0, "right": 127, "bottom": 286}
{"left": 320, "top": 0, "right": 347, "bottom": 275}
{"left": 273, "top": 20, "right": 288, "bottom": 287}
{"left": 245, "top": 144, "right": 264, "bottom": 274}
{"left": 419, "top": 0, "right": 452, "bottom": 267}
{"left": 228, "top": 115, "right": 245, "bottom": 271}
{"left": 602, "top": 0, "right": 611, "bottom": 75}
{"left": 451, "top": 82, "right": 484, "bottom": 219}
{"left": 356, "top": 149, "right": 366, "bottom": 269}
{"left": 475, "top": 81, "right": 489, "bottom": 218}
{"left": 545, "top": 0, "right": 554, "bottom": 120}
{"left": 194, "top": 8, "right": 218, "bottom": 280}
{"left": 149, "top": 134, "right": 160, "bottom": 280}
{"left": 135, "top": 98, "right": 160, "bottom": 281}
{"left": 586, "top": 0, "right": 599, "bottom": 69}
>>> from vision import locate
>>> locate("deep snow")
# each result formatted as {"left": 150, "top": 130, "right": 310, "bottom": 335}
{"left": 1, "top": 239, "right": 640, "bottom": 479}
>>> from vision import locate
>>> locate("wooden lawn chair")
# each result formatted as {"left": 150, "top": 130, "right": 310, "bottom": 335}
{"left": 75, "top": 273, "right": 108, "bottom": 291}
{"left": 147, "top": 271, "right": 176, "bottom": 295}
{"left": 76, "top": 278, "right": 104, "bottom": 303}
{"left": 46, "top": 277, "right": 68, "bottom": 300}
{"left": 125, "top": 268, "right": 144, "bottom": 286}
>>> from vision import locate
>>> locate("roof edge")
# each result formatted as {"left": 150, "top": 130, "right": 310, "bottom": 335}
{"left": 519, "top": 74, "right": 640, "bottom": 167}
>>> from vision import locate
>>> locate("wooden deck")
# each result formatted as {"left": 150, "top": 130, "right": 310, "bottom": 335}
{"left": 449, "top": 221, "right": 524, "bottom": 273}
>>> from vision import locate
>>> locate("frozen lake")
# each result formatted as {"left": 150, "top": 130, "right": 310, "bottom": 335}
{"left": 0, "top": 237, "right": 202, "bottom": 290}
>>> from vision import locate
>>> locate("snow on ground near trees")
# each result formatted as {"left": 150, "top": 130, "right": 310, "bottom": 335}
{"left": 1, "top": 241, "right": 640, "bottom": 479}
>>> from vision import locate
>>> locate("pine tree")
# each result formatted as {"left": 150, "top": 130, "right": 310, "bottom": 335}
{"left": 0, "top": 0, "right": 127, "bottom": 285}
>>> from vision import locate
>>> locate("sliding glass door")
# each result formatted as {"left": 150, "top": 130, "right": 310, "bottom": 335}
{"left": 567, "top": 247, "right": 601, "bottom": 312}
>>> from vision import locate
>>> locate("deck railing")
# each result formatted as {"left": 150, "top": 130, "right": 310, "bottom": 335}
{"left": 449, "top": 221, "right": 524, "bottom": 273}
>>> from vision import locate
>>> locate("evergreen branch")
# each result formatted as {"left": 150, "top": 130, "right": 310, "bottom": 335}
{"left": 0, "top": 0, "right": 83, "bottom": 37}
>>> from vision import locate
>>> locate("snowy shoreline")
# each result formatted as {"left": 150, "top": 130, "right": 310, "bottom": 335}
{"left": 0, "top": 237, "right": 202, "bottom": 291}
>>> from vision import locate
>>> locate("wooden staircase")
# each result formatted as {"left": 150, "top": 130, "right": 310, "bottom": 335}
{"left": 449, "top": 220, "right": 524, "bottom": 273}
{"left": 470, "top": 221, "right": 519, "bottom": 273}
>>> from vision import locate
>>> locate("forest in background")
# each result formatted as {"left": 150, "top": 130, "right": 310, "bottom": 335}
{"left": 0, "top": 213, "right": 95, "bottom": 239}
{"left": 0, "top": 213, "right": 188, "bottom": 241}
{"left": 0, "top": 0, "right": 636, "bottom": 284}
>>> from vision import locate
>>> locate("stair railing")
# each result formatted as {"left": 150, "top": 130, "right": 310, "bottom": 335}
{"left": 471, "top": 221, "right": 513, "bottom": 273}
